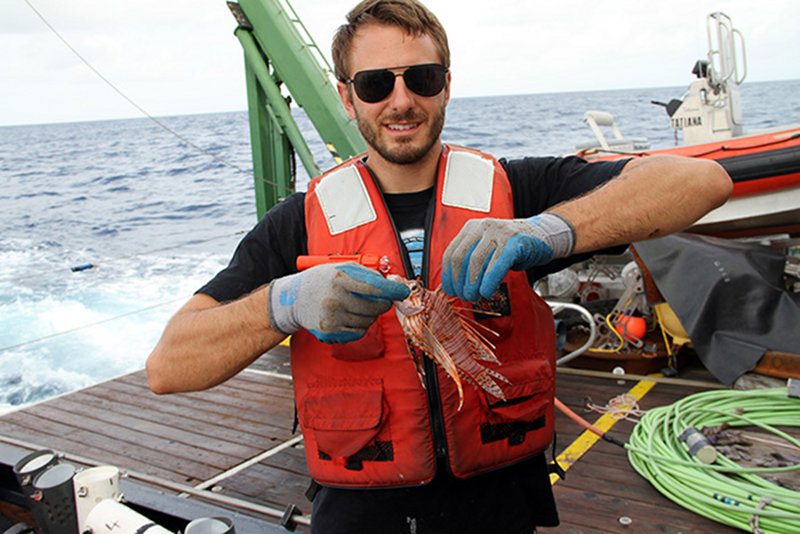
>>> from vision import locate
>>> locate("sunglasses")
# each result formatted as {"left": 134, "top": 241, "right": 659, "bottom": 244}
{"left": 343, "top": 63, "right": 449, "bottom": 103}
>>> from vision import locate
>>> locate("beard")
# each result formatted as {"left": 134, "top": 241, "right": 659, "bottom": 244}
{"left": 355, "top": 103, "right": 446, "bottom": 165}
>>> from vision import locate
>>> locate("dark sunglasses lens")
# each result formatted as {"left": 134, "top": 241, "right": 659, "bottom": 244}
{"left": 403, "top": 65, "right": 446, "bottom": 97}
{"left": 354, "top": 70, "right": 396, "bottom": 103}
{"left": 351, "top": 65, "right": 447, "bottom": 102}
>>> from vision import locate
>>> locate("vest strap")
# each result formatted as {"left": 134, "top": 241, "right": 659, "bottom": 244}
{"left": 547, "top": 432, "right": 566, "bottom": 480}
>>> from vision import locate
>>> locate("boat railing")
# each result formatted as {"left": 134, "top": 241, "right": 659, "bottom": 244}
{"left": 707, "top": 11, "right": 747, "bottom": 89}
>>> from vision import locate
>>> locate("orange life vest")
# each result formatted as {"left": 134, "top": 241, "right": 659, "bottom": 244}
{"left": 291, "top": 145, "right": 556, "bottom": 488}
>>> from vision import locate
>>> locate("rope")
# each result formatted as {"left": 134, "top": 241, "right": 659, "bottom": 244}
{"left": 584, "top": 393, "right": 645, "bottom": 422}
{"left": 626, "top": 388, "right": 800, "bottom": 532}
{"left": 0, "top": 296, "right": 189, "bottom": 355}
{"left": 21, "top": 0, "right": 295, "bottom": 197}
{"left": 587, "top": 310, "right": 626, "bottom": 353}
{"left": 653, "top": 304, "right": 674, "bottom": 358}
{"left": 749, "top": 497, "right": 773, "bottom": 534}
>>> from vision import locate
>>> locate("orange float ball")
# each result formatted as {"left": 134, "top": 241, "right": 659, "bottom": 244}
{"left": 615, "top": 314, "right": 647, "bottom": 341}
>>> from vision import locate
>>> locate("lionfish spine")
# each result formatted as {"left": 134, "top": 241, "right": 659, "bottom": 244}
{"left": 391, "top": 276, "right": 511, "bottom": 409}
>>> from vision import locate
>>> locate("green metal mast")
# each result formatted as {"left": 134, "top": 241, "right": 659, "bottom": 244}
{"left": 228, "top": 0, "right": 367, "bottom": 218}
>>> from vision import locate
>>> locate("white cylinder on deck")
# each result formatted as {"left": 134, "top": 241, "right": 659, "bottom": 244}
{"left": 73, "top": 465, "right": 122, "bottom": 531}
{"left": 184, "top": 517, "right": 235, "bottom": 534}
{"left": 85, "top": 499, "right": 173, "bottom": 533}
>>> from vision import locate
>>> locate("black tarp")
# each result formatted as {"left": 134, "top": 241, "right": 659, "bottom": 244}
{"left": 634, "top": 233, "right": 800, "bottom": 385}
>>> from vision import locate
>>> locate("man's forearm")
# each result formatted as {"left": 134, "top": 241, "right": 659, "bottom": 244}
{"left": 550, "top": 155, "right": 733, "bottom": 254}
{"left": 146, "top": 285, "right": 286, "bottom": 394}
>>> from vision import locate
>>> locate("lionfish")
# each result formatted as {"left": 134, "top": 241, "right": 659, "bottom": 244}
{"left": 388, "top": 275, "right": 511, "bottom": 410}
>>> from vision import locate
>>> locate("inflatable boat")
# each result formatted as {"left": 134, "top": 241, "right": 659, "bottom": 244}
{"left": 575, "top": 12, "right": 800, "bottom": 238}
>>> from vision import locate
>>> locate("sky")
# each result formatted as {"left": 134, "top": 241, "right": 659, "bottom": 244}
{"left": 2, "top": 0, "right": 798, "bottom": 127}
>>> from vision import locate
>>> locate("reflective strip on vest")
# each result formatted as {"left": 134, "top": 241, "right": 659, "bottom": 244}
{"left": 315, "top": 164, "right": 377, "bottom": 235}
{"left": 441, "top": 150, "right": 494, "bottom": 212}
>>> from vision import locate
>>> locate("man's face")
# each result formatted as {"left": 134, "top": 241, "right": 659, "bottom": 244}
{"left": 338, "top": 24, "right": 450, "bottom": 166}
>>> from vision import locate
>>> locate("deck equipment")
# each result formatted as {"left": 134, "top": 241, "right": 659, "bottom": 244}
{"left": 627, "top": 388, "right": 800, "bottom": 533}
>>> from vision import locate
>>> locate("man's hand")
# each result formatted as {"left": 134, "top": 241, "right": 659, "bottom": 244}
{"left": 441, "top": 213, "right": 575, "bottom": 301}
{"left": 268, "top": 262, "right": 410, "bottom": 344}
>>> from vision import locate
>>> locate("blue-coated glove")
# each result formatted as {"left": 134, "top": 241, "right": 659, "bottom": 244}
{"left": 441, "top": 213, "right": 575, "bottom": 302}
{"left": 268, "top": 262, "right": 410, "bottom": 344}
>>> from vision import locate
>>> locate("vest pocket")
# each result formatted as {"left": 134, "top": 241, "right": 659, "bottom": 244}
{"left": 487, "top": 358, "right": 553, "bottom": 423}
{"left": 301, "top": 379, "right": 387, "bottom": 458}
{"left": 479, "top": 359, "right": 553, "bottom": 446}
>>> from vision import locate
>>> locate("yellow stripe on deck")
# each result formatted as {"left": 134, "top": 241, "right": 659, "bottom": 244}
{"left": 280, "top": 336, "right": 291, "bottom": 346}
{"left": 550, "top": 377, "right": 658, "bottom": 485}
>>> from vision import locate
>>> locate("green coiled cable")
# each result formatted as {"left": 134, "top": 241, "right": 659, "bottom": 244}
{"left": 626, "top": 388, "right": 800, "bottom": 533}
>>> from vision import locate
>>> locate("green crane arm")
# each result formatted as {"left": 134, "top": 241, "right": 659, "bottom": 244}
{"left": 228, "top": 0, "right": 366, "bottom": 217}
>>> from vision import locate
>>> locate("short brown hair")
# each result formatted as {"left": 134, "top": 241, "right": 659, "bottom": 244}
{"left": 332, "top": 0, "right": 450, "bottom": 81}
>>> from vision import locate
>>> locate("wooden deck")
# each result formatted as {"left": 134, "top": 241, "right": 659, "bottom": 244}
{"left": 0, "top": 346, "right": 753, "bottom": 532}
{"left": 544, "top": 365, "right": 740, "bottom": 534}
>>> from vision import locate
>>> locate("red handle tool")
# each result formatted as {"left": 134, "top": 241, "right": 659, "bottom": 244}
{"left": 296, "top": 254, "right": 388, "bottom": 272}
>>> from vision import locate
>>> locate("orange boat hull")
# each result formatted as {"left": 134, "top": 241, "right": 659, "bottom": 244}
{"left": 581, "top": 127, "right": 800, "bottom": 237}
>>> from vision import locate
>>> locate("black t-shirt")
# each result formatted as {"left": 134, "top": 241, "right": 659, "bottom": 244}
{"left": 199, "top": 155, "right": 628, "bottom": 301}
{"left": 197, "top": 155, "right": 629, "bottom": 533}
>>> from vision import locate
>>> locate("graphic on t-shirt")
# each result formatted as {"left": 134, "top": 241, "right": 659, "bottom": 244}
{"left": 400, "top": 228, "right": 425, "bottom": 278}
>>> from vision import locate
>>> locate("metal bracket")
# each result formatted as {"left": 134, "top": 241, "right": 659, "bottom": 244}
{"left": 280, "top": 503, "right": 301, "bottom": 531}
{"left": 788, "top": 378, "right": 800, "bottom": 399}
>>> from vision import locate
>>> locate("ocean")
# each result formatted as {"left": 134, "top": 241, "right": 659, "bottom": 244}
{"left": 1, "top": 79, "right": 799, "bottom": 415}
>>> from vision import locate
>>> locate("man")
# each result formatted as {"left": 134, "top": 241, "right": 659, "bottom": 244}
{"left": 146, "top": 0, "right": 732, "bottom": 532}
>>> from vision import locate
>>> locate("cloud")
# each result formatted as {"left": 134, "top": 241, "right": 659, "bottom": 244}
{"left": 1, "top": 0, "right": 797, "bottom": 126}
{"left": 2, "top": 0, "right": 245, "bottom": 125}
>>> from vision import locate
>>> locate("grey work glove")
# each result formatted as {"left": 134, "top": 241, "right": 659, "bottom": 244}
{"left": 441, "top": 213, "right": 575, "bottom": 301}
{"left": 268, "top": 262, "right": 410, "bottom": 344}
